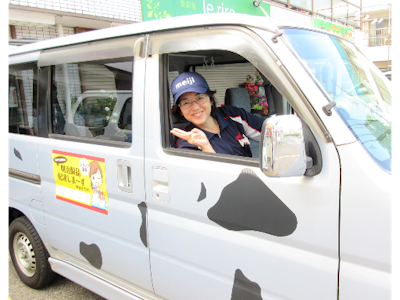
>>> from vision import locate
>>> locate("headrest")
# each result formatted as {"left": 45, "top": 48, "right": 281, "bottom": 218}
{"left": 224, "top": 88, "right": 251, "bottom": 112}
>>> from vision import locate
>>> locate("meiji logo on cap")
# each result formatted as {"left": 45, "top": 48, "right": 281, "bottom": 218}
{"left": 175, "top": 77, "right": 195, "bottom": 89}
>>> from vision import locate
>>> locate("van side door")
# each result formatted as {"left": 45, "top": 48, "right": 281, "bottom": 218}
{"left": 9, "top": 60, "right": 47, "bottom": 238}
{"left": 36, "top": 36, "right": 154, "bottom": 298}
{"left": 144, "top": 26, "right": 341, "bottom": 300}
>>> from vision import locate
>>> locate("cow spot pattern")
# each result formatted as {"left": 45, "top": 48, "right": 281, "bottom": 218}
{"left": 231, "top": 269, "right": 263, "bottom": 300}
{"left": 207, "top": 168, "right": 297, "bottom": 237}
{"left": 138, "top": 202, "right": 148, "bottom": 247}
{"left": 14, "top": 148, "right": 22, "bottom": 161}
{"left": 197, "top": 182, "right": 206, "bottom": 202}
{"left": 80, "top": 242, "right": 102, "bottom": 269}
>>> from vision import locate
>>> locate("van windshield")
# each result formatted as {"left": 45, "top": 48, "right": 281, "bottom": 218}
{"left": 282, "top": 28, "right": 392, "bottom": 173}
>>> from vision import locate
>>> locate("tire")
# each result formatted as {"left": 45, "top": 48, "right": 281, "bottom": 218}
{"left": 9, "top": 216, "right": 57, "bottom": 289}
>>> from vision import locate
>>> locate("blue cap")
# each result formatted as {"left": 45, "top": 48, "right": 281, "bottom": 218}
{"left": 171, "top": 72, "right": 209, "bottom": 104}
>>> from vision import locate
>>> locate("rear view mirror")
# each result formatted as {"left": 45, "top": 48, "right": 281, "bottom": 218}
{"left": 260, "top": 115, "right": 307, "bottom": 177}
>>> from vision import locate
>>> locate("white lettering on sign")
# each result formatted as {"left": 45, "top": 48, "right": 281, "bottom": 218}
{"left": 175, "top": 77, "right": 196, "bottom": 89}
{"left": 205, "top": 3, "right": 235, "bottom": 14}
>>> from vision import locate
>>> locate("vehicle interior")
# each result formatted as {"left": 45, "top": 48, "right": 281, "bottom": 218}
{"left": 163, "top": 49, "right": 322, "bottom": 176}
{"left": 164, "top": 49, "right": 293, "bottom": 158}
{"left": 50, "top": 59, "right": 133, "bottom": 144}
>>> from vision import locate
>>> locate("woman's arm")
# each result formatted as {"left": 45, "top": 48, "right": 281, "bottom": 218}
{"left": 170, "top": 128, "right": 216, "bottom": 153}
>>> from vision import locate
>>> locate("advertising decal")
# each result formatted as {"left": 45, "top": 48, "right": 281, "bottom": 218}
{"left": 314, "top": 18, "right": 353, "bottom": 41}
{"left": 53, "top": 150, "right": 109, "bottom": 215}
{"left": 141, "top": 0, "right": 270, "bottom": 21}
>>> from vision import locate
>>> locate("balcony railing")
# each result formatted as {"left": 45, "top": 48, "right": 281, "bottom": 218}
{"left": 363, "top": 27, "right": 391, "bottom": 46}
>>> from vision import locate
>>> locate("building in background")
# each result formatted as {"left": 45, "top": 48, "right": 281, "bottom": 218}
{"left": 8, "top": 0, "right": 392, "bottom": 72}
{"left": 9, "top": 0, "right": 142, "bottom": 44}
{"left": 359, "top": 4, "right": 392, "bottom": 73}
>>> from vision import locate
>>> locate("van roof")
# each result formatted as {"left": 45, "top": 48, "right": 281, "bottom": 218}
{"left": 9, "top": 13, "right": 283, "bottom": 56}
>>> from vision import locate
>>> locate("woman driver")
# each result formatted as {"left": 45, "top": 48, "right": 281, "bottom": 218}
{"left": 170, "top": 72, "right": 264, "bottom": 157}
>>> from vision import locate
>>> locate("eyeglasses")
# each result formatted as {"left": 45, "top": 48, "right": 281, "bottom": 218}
{"left": 178, "top": 94, "right": 209, "bottom": 110}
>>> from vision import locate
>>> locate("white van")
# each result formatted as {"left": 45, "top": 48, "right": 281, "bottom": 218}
{"left": 8, "top": 12, "right": 391, "bottom": 300}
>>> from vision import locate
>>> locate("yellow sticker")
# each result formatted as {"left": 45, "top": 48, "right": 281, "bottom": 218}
{"left": 52, "top": 150, "right": 109, "bottom": 215}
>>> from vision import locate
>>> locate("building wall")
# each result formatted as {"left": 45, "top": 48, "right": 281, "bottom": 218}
{"left": 9, "top": 0, "right": 142, "bottom": 22}
{"left": 13, "top": 25, "right": 74, "bottom": 40}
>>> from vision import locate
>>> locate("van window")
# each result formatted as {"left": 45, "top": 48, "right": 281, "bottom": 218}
{"left": 166, "top": 50, "right": 293, "bottom": 159}
{"left": 51, "top": 58, "right": 133, "bottom": 144}
{"left": 9, "top": 63, "right": 38, "bottom": 136}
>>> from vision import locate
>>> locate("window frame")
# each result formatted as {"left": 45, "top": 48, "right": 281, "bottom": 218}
{"left": 48, "top": 60, "right": 134, "bottom": 148}
{"left": 153, "top": 26, "right": 324, "bottom": 171}
{"left": 8, "top": 62, "right": 39, "bottom": 136}
{"left": 160, "top": 53, "right": 260, "bottom": 167}
{"left": 152, "top": 26, "right": 279, "bottom": 166}
{"left": 36, "top": 35, "right": 141, "bottom": 148}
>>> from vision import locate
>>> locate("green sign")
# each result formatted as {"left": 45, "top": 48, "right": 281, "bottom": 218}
{"left": 142, "top": 0, "right": 270, "bottom": 21}
{"left": 314, "top": 18, "right": 353, "bottom": 41}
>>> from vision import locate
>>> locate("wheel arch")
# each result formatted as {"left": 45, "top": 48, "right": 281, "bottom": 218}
{"left": 9, "top": 205, "right": 50, "bottom": 255}
{"left": 9, "top": 207, "right": 25, "bottom": 225}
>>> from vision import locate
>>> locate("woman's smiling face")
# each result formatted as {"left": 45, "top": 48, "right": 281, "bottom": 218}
{"left": 178, "top": 92, "right": 213, "bottom": 128}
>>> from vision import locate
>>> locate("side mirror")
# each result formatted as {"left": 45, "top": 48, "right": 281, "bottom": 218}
{"left": 260, "top": 115, "right": 307, "bottom": 177}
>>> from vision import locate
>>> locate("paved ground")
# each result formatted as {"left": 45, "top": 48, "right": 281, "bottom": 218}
{"left": 9, "top": 256, "right": 105, "bottom": 300}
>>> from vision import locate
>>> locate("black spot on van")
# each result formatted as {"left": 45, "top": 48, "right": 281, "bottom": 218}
{"left": 138, "top": 202, "right": 148, "bottom": 247}
{"left": 207, "top": 168, "right": 297, "bottom": 237}
{"left": 231, "top": 269, "right": 262, "bottom": 300}
{"left": 14, "top": 148, "right": 22, "bottom": 161}
{"left": 197, "top": 182, "right": 206, "bottom": 202}
{"left": 80, "top": 242, "right": 102, "bottom": 269}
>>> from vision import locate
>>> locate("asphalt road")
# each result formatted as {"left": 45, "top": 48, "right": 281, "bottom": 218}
{"left": 9, "top": 256, "right": 105, "bottom": 300}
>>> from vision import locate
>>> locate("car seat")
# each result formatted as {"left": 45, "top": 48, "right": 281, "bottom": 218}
{"left": 264, "top": 84, "right": 277, "bottom": 116}
{"left": 224, "top": 87, "right": 262, "bottom": 158}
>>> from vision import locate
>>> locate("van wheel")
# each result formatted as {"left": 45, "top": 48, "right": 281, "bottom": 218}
{"left": 9, "top": 216, "right": 57, "bottom": 289}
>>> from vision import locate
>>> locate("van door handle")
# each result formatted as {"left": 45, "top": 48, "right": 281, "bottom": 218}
{"left": 152, "top": 167, "right": 170, "bottom": 203}
{"left": 117, "top": 160, "right": 132, "bottom": 193}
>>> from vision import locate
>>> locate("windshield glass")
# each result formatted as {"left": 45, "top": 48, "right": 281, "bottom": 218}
{"left": 282, "top": 28, "right": 391, "bottom": 173}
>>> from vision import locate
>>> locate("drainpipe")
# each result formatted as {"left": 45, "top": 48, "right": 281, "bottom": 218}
{"left": 57, "top": 23, "right": 72, "bottom": 122}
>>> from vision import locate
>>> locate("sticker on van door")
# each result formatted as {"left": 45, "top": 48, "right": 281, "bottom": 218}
{"left": 231, "top": 269, "right": 262, "bottom": 300}
{"left": 207, "top": 168, "right": 297, "bottom": 236}
{"left": 52, "top": 150, "right": 109, "bottom": 214}
{"left": 79, "top": 242, "right": 103, "bottom": 269}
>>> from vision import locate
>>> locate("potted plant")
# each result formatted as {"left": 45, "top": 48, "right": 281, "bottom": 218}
{"left": 251, "top": 95, "right": 268, "bottom": 115}
{"left": 250, "top": 102, "right": 263, "bottom": 114}
{"left": 255, "top": 71, "right": 264, "bottom": 86}
{"left": 244, "top": 84, "right": 259, "bottom": 99}
{"left": 244, "top": 74, "right": 255, "bottom": 86}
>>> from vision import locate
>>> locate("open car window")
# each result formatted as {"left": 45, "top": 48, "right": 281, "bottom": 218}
{"left": 165, "top": 50, "right": 294, "bottom": 160}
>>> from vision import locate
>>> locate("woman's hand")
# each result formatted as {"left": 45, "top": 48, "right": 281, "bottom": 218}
{"left": 170, "top": 128, "right": 215, "bottom": 153}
